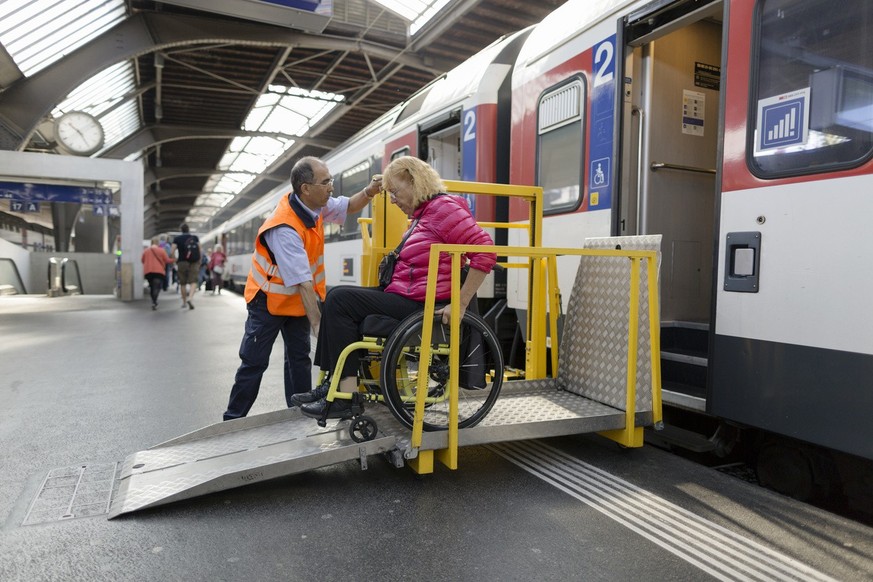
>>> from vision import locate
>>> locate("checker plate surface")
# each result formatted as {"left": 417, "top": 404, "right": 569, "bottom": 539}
{"left": 558, "top": 235, "right": 661, "bottom": 412}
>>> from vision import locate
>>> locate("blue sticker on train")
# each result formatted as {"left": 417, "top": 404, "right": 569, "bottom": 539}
{"left": 588, "top": 36, "right": 615, "bottom": 210}
{"left": 461, "top": 107, "right": 477, "bottom": 215}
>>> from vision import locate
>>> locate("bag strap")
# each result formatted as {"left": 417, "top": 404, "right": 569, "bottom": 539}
{"left": 390, "top": 193, "right": 446, "bottom": 255}
{"left": 392, "top": 218, "right": 420, "bottom": 255}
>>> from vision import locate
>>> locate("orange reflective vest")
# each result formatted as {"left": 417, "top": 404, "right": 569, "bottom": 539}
{"left": 244, "top": 193, "right": 326, "bottom": 316}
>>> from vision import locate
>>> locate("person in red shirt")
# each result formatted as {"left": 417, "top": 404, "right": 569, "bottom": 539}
{"left": 208, "top": 244, "right": 227, "bottom": 294}
{"left": 142, "top": 237, "right": 174, "bottom": 310}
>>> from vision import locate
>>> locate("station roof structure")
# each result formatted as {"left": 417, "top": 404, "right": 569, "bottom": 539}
{"left": 0, "top": 0, "right": 566, "bottom": 237}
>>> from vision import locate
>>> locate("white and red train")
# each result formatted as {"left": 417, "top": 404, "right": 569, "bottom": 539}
{"left": 202, "top": 0, "right": 873, "bottom": 509}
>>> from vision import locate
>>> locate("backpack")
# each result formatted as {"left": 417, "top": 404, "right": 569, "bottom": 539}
{"left": 182, "top": 236, "right": 200, "bottom": 263}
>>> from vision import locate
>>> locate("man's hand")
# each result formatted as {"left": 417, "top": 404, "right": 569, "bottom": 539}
{"left": 365, "top": 174, "right": 383, "bottom": 199}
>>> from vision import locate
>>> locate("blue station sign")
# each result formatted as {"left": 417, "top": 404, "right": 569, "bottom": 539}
{"left": 0, "top": 182, "right": 113, "bottom": 205}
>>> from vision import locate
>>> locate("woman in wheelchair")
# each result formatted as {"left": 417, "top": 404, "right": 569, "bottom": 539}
{"left": 294, "top": 156, "right": 497, "bottom": 423}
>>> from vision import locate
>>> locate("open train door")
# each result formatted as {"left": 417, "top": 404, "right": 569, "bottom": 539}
{"left": 618, "top": 0, "right": 725, "bottom": 415}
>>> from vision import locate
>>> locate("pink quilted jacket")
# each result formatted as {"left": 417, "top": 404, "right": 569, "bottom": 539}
{"left": 384, "top": 194, "right": 496, "bottom": 301}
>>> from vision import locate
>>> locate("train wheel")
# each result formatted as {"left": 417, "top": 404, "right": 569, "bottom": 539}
{"left": 380, "top": 311, "right": 503, "bottom": 431}
{"left": 756, "top": 440, "right": 817, "bottom": 501}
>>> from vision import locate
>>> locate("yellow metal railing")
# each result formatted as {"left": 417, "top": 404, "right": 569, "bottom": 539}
{"left": 355, "top": 179, "right": 661, "bottom": 474}
{"left": 359, "top": 180, "right": 544, "bottom": 290}
{"left": 408, "top": 244, "right": 662, "bottom": 473}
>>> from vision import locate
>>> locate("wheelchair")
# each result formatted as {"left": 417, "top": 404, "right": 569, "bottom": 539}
{"left": 311, "top": 309, "right": 505, "bottom": 443}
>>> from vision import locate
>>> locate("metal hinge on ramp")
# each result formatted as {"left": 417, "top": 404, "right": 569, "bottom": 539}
{"left": 108, "top": 408, "right": 400, "bottom": 519}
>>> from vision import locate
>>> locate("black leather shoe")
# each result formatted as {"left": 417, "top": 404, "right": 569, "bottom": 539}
{"left": 290, "top": 381, "right": 330, "bottom": 406}
{"left": 300, "top": 397, "right": 353, "bottom": 419}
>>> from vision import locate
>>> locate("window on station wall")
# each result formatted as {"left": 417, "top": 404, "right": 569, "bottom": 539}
{"left": 537, "top": 79, "right": 586, "bottom": 213}
{"left": 749, "top": 0, "right": 873, "bottom": 177}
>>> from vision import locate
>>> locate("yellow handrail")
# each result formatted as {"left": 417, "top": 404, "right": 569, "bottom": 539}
{"left": 411, "top": 244, "right": 662, "bottom": 462}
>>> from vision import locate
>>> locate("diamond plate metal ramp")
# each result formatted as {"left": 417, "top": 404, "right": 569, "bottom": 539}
{"left": 108, "top": 407, "right": 404, "bottom": 519}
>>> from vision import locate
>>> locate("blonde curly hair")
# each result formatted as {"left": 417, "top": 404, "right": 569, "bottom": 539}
{"left": 383, "top": 156, "right": 445, "bottom": 209}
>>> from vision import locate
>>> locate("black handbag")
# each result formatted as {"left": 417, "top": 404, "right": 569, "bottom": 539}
{"left": 378, "top": 219, "right": 419, "bottom": 289}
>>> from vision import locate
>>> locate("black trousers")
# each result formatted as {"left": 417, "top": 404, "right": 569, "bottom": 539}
{"left": 314, "top": 286, "right": 422, "bottom": 378}
{"left": 145, "top": 273, "right": 165, "bottom": 305}
{"left": 224, "top": 292, "right": 311, "bottom": 420}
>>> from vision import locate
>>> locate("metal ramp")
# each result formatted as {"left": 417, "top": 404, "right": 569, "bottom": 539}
{"left": 108, "top": 387, "right": 643, "bottom": 519}
{"left": 108, "top": 407, "right": 406, "bottom": 519}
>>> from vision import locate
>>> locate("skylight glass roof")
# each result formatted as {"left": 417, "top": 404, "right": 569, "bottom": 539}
{"left": 0, "top": 0, "right": 127, "bottom": 77}
{"left": 192, "top": 86, "right": 344, "bottom": 225}
{"left": 370, "top": 0, "right": 452, "bottom": 35}
{"left": 51, "top": 61, "right": 140, "bottom": 153}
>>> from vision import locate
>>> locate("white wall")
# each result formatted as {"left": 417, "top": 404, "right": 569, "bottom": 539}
{"left": 30, "top": 251, "right": 117, "bottom": 295}
{"left": 0, "top": 237, "right": 31, "bottom": 293}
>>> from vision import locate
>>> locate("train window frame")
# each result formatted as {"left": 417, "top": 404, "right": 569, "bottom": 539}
{"left": 330, "top": 160, "right": 374, "bottom": 241}
{"left": 536, "top": 76, "right": 587, "bottom": 215}
{"left": 747, "top": 0, "right": 873, "bottom": 178}
{"left": 389, "top": 147, "right": 410, "bottom": 161}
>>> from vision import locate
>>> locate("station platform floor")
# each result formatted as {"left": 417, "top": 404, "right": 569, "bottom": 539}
{"left": 1, "top": 292, "right": 872, "bottom": 582}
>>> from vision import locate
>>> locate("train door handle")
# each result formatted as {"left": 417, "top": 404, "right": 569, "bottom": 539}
{"left": 723, "top": 231, "right": 761, "bottom": 293}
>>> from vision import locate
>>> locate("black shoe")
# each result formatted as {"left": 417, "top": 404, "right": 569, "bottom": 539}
{"left": 300, "top": 397, "right": 353, "bottom": 420}
{"left": 290, "top": 380, "right": 330, "bottom": 405}
{"left": 188, "top": 301, "right": 194, "bottom": 310}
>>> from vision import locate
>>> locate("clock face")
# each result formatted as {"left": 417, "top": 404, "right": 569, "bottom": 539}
{"left": 55, "top": 111, "right": 105, "bottom": 155}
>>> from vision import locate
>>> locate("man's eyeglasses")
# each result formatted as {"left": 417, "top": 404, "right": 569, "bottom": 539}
{"left": 307, "top": 178, "right": 334, "bottom": 187}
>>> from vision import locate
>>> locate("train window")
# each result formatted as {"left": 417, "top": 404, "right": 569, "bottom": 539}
{"left": 243, "top": 219, "right": 255, "bottom": 255}
{"left": 332, "top": 161, "right": 371, "bottom": 240}
{"left": 390, "top": 147, "right": 410, "bottom": 161}
{"left": 537, "top": 78, "right": 586, "bottom": 213}
{"left": 749, "top": 0, "right": 873, "bottom": 177}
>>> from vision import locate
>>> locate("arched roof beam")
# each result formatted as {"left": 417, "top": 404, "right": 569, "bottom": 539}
{"left": 146, "top": 168, "right": 286, "bottom": 188}
{"left": 0, "top": 11, "right": 449, "bottom": 149}
{"left": 102, "top": 124, "right": 339, "bottom": 160}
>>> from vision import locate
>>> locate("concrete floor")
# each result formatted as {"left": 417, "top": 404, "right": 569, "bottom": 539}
{"left": 1, "top": 293, "right": 872, "bottom": 582}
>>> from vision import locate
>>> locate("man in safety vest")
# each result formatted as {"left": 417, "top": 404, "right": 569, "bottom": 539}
{"left": 223, "top": 156, "right": 382, "bottom": 420}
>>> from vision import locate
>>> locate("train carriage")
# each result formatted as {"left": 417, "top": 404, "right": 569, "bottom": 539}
{"left": 508, "top": 0, "right": 873, "bottom": 503}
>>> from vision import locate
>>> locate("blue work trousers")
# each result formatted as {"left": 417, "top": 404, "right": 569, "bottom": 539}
{"left": 224, "top": 292, "right": 311, "bottom": 420}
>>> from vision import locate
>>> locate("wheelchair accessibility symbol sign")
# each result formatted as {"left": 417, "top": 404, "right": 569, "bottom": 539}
{"left": 590, "top": 157, "right": 610, "bottom": 189}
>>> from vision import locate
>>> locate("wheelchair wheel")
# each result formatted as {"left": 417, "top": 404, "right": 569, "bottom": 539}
{"left": 380, "top": 310, "right": 503, "bottom": 431}
{"left": 349, "top": 416, "right": 378, "bottom": 443}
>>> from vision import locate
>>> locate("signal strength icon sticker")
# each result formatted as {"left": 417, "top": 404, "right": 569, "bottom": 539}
{"left": 756, "top": 87, "right": 810, "bottom": 153}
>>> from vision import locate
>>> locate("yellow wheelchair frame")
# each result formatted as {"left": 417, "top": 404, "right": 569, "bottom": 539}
{"left": 311, "top": 308, "right": 505, "bottom": 443}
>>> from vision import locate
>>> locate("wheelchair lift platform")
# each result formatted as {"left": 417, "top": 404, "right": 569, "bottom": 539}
{"left": 108, "top": 383, "right": 647, "bottom": 519}
{"left": 109, "top": 234, "right": 662, "bottom": 518}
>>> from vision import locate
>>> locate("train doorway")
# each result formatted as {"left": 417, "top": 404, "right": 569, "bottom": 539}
{"left": 619, "top": 0, "right": 724, "bottom": 410}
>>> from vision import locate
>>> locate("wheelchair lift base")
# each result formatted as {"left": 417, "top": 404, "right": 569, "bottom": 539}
{"left": 108, "top": 384, "right": 647, "bottom": 519}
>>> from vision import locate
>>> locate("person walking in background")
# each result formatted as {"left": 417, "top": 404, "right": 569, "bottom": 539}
{"left": 171, "top": 223, "right": 201, "bottom": 310}
{"left": 208, "top": 244, "right": 227, "bottom": 294}
{"left": 198, "top": 249, "right": 210, "bottom": 291}
{"left": 158, "top": 235, "right": 172, "bottom": 291}
{"left": 142, "top": 237, "right": 174, "bottom": 310}
{"left": 222, "top": 156, "right": 382, "bottom": 421}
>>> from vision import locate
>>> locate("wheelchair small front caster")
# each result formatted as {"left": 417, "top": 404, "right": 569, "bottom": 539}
{"left": 349, "top": 415, "right": 378, "bottom": 442}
